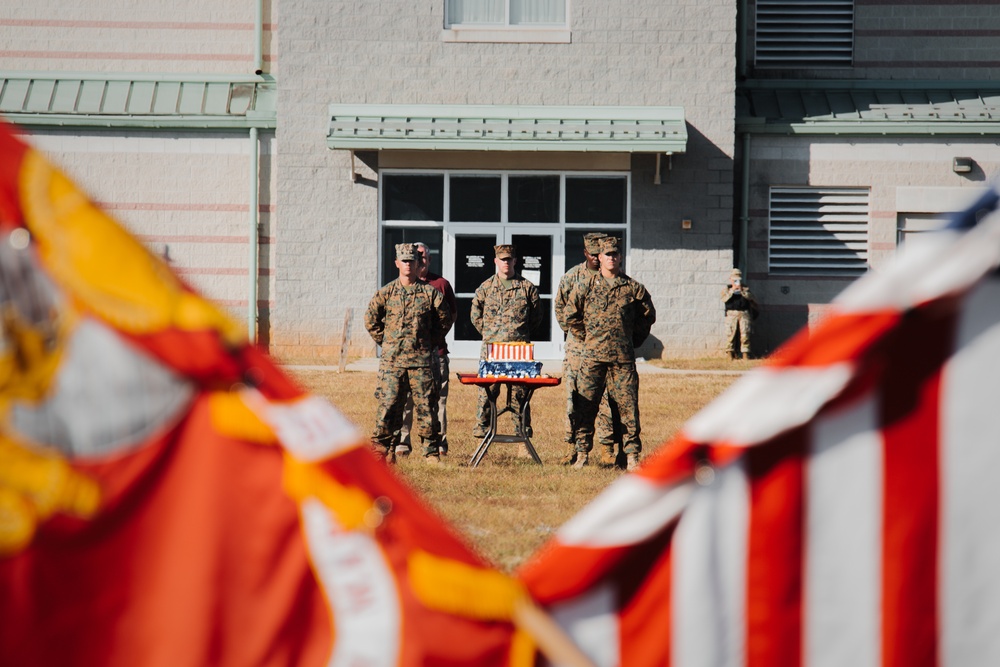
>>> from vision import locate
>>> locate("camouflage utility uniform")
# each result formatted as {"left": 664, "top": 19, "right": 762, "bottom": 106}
{"left": 470, "top": 273, "right": 541, "bottom": 435}
{"left": 565, "top": 271, "right": 656, "bottom": 457}
{"left": 365, "top": 279, "right": 451, "bottom": 457}
{"left": 555, "top": 261, "right": 616, "bottom": 457}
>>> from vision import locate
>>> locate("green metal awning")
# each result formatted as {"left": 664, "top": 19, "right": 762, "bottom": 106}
{"left": 328, "top": 104, "right": 687, "bottom": 152}
{"left": 0, "top": 72, "right": 276, "bottom": 130}
{"left": 737, "top": 80, "right": 1000, "bottom": 135}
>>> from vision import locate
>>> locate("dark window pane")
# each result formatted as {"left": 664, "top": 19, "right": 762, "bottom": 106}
{"left": 509, "top": 176, "right": 559, "bottom": 223}
{"left": 535, "top": 298, "right": 552, "bottom": 342}
{"left": 380, "top": 228, "right": 444, "bottom": 286}
{"left": 454, "top": 297, "right": 482, "bottom": 341}
{"left": 382, "top": 174, "right": 443, "bottom": 221}
{"left": 454, "top": 234, "right": 497, "bottom": 295}
{"left": 450, "top": 176, "right": 501, "bottom": 222}
{"left": 566, "top": 177, "right": 626, "bottom": 224}
{"left": 511, "top": 233, "right": 553, "bottom": 294}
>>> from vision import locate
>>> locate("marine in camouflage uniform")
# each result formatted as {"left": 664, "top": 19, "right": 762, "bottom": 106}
{"left": 470, "top": 244, "right": 542, "bottom": 437}
{"left": 555, "top": 232, "right": 618, "bottom": 467}
{"left": 721, "top": 268, "right": 758, "bottom": 360}
{"left": 364, "top": 243, "right": 452, "bottom": 462}
{"left": 564, "top": 236, "right": 656, "bottom": 471}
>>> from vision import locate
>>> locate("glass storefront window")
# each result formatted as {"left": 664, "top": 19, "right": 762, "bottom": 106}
{"left": 382, "top": 174, "right": 444, "bottom": 221}
{"left": 450, "top": 176, "right": 501, "bottom": 222}
{"left": 509, "top": 175, "right": 559, "bottom": 223}
{"left": 566, "top": 177, "right": 626, "bottom": 224}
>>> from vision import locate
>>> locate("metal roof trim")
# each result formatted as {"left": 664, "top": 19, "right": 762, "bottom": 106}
{"left": 737, "top": 80, "right": 1000, "bottom": 136}
{"left": 737, "top": 120, "right": 1000, "bottom": 136}
{"left": 327, "top": 104, "right": 687, "bottom": 153}
{"left": 0, "top": 74, "right": 276, "bottom": 130}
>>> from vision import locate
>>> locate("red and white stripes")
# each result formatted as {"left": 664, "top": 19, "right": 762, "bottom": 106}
{"left": 519, "top": 194, "right": 1000, "bottom": 667}
{"left": 487, "top": 342, "right": 534, "bottom": 361}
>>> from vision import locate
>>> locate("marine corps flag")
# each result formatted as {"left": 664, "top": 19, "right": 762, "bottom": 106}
{"left": 0, "top": 122, "right": 536, "bottom": 666}
{"left": 520, "top": 188, "right": 1000, "bottom": 667}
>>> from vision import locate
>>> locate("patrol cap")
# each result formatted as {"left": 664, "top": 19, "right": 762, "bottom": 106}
{"left": 395, "top": 243, "right": 417, "bottom": 261}
{"left": 599, "top": 236, "right": 621, "bottom": 255}
{"left": 494, "top": 244, "right": 516, "bottom": 259}
{"left": 583, "top": 232, "right": 607, "bottom": 254}
{"left": 729, "top": 268, "right": 742, "bottom": 280}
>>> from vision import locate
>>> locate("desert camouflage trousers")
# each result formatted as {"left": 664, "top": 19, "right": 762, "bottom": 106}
{"left": 399, "top": 352, "right": 449, "bottom": 453}
{"left": 372, "top": 365, "right": 440, "bottom": 456}
{"left": 563, "top": 351, "right": 616, "bottom": 447}
{"left": 723, "top": 310, "right": 752, "bottom": 355}
{"left": 572, "top": 360, "right": 642, "bottom": 454}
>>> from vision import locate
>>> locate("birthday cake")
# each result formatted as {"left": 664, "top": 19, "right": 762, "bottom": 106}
{"left": 478, "top": 342, "right": 543, "bottom": 378}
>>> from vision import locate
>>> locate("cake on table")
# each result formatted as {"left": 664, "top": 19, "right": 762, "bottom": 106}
{"left": 477, "top": 342, "right": 543, "bottom": 379}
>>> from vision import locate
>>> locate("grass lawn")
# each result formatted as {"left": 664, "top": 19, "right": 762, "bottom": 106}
{"left": 290, "top": 361, "right": 746, "bottom": 572}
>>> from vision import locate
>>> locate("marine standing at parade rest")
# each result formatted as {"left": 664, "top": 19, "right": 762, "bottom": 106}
{"left": 364, "top": 243, "right": 452, "bottom": 464}
{"left": 397, "top": 242, "right": 457, "bottom": 457}
{"left": 470, "top": 244, "right": 542, "bottom": 439}
{"left": 564, "top": 236, "right": 656, "bottom": 471}
{"left": 721, "top": 267, "right": 758, "bottom": 360}
{"left": 555, "top": 232, "right": 620, "bottom": 468}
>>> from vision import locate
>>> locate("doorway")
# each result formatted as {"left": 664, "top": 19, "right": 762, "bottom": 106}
{"left": 446, "top": 225, "right": 563, "bottom": 359}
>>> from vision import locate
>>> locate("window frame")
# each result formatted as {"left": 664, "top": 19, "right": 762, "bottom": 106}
{"left": 378, "top": 169, "right": 630, "bottom": 286}
{"left": 442, "top": 0, "right": 571, "bottom": 43}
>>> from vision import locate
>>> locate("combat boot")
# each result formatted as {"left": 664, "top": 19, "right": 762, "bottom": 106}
{"left": 572, "top": 451, "right": 589, "bottom": 470}
{"left": 374, "top": 446, "right": 396, "bottom": 465}
{"left": 598, "top": 445, "right": 617, "bottom": 468}
{"left": 626, "top": 452, "right": 640, "bottom": 471}
{"left": 559, "top": 443, "right": 578, "bottom": 466}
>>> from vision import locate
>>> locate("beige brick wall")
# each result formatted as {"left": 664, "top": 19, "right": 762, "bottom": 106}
{"left": 18, "top": 129, "right": 277, "bottom": 343}
{"left": 0, "top": 0, "right": 275, "bottom": 75}
{"left": 275, "top": 0, "right": 737, "bottom": 362}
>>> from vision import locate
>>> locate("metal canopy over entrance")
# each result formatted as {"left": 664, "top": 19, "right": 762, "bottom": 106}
{"left": 327, "top": 103, "right": 687, "bottom": 153}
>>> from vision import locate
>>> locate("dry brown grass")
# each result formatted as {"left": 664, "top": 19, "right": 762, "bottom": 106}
{"left": 289, "top": 366, "right": 741, "bottom": 572}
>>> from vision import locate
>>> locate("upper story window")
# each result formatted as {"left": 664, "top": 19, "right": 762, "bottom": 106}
{"left": 443, "top": 0, "right": 570, "bottom": 43}
{"left": 754, "top": 0, "right": 854, "bottom": 69}
{"left": 768, "top": 187, "right": 869, "bottom": 276}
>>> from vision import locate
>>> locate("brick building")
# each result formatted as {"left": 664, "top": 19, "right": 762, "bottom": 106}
{"left": 1, "top": 1, "right": 995, "bottom": 360}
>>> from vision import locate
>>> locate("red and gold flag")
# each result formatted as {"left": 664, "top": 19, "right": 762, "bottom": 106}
{"left": 0, "top": 121, "right": 531, "bottom": 667}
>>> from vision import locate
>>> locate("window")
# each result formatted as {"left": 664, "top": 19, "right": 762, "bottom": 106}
{"left": 382, "top": 172, "right": 627, "bottom": 228}
{"left": 768, "top": 187, "right": 869, "bottom": 276}
{"left": 754, "top": 0, "right": 854, "bottom": 69}
{"left": 446, "top": 0, "right": 565, "bottom": 26}
{"left": 443, "top": 0, "right": 570, "bottom": 43}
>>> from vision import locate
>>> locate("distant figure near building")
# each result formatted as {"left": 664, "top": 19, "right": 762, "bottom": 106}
{"left": 721, "top": 268, "right": 759, "bottom": 360}
{"left": 470, "top": 244, "right": 542, "bottom": 439}
{"left": 565, "top": 236, "right": 656, "bottom": 472}
{"left": 555, "top": 232, "right": 619, "bottom": 468}
{"left": 364, "top": 243, "right": 451, "bottom": 464}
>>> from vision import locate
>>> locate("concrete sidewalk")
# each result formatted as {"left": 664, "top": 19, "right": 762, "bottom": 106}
{"left": 285, "top": 357, "right": 747, "bottom": 376}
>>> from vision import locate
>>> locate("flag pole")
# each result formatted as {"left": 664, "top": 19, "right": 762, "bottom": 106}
{"left": 513, "top": 596, "right": 597, "bottom": 667}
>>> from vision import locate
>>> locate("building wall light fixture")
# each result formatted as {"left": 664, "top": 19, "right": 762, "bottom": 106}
{"left": 953, "top": 157, "right": 974, "bottom": 174}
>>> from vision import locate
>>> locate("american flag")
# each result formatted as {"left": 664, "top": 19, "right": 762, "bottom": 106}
{"left": 519, "top": 188, "right": 1000, "bottom": 667}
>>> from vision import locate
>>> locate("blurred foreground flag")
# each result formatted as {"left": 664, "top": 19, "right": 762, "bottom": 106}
{"left": 0, "top": 122, "right": 526, "bottom": 666}
{"left": 520, "top": 188, "right": 1000, "bottom": 667}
